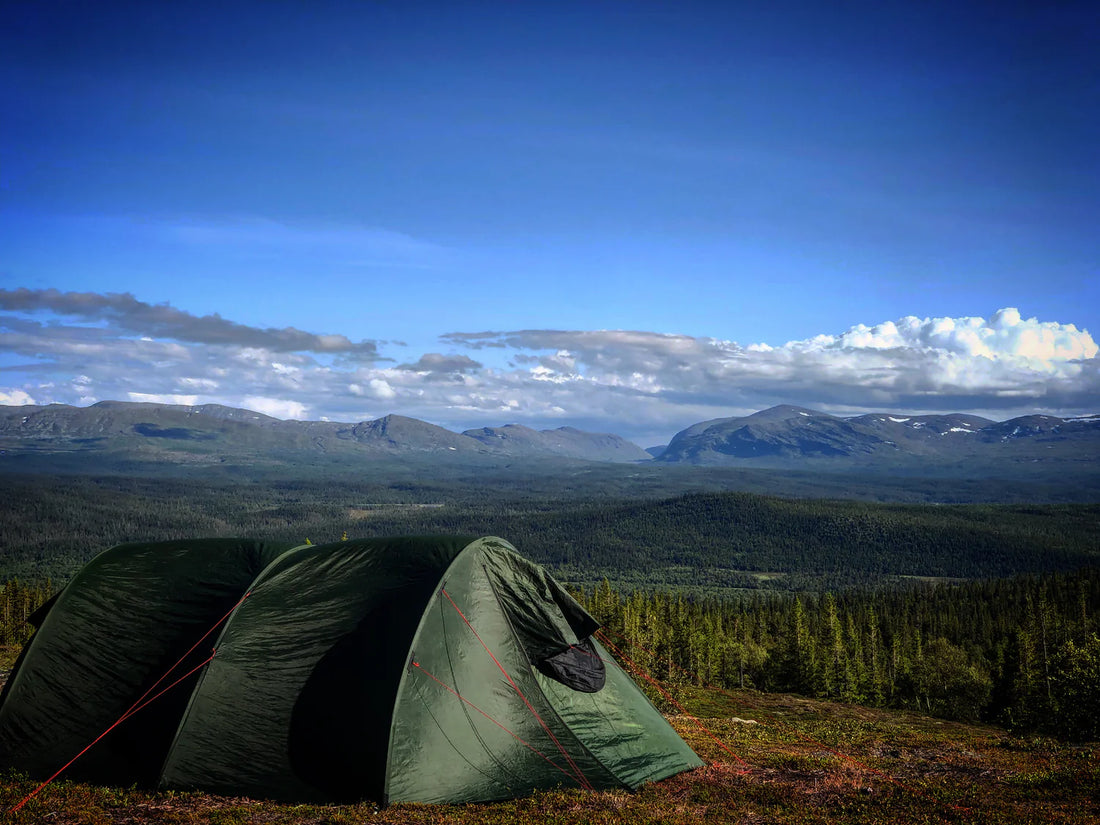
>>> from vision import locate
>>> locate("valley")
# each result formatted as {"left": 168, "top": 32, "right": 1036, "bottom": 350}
{"left": 2, "top": 400, "right": 1097, "bottom": 823}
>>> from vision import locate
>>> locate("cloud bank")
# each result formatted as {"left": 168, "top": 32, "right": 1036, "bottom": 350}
{"left": 0, "top": 288, "right": 380, "bottom": 356}
{"left": 2, "top": 289, "right": 1096, "bottom": 443}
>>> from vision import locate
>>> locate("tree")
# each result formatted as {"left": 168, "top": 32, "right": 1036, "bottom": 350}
{"left": 1049, "top": 635, "right": 1100, "bottom": 741}
{"left": 908, "top": 637, "right": 992, "bottom": 722}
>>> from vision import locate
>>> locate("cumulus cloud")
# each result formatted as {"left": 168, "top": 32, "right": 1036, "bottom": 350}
{"left": 0, "top": 389, "right": 36, "bottom": 406}
{"left": 349, "top": 379, "right": 398, "bottom": 400}
{"left": 437, "top": 311, "right": 1099, "bottom": 430}
{"left": 0, "top": 288, "right": 380, "bottom": 356}
{"left": 1, "top": 298, "right": 1097, "bottom": 439}
{"left": 798, "top": 307, "right": 1097, "bottom": 364}
{"left": 242, "top": 396, "right": 310, "bottom": 420}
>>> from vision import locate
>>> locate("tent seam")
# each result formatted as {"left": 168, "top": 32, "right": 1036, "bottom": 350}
{"left": 410, "top": 675, "right": 513, "bottom": 794}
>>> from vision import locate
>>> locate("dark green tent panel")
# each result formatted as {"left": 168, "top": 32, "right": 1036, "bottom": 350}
{"left": 0, "top": 538, "right": 294, "bottom": 787}
{"left": 0, "top": 536, "right": 702, "bottom": 804}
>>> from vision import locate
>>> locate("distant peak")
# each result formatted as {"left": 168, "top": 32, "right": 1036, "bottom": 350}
{"left": 749, "top": 405, "right": 827, "bottom": 419}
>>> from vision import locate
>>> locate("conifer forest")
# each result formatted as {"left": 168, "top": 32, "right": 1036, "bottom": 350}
{"left": 2, "top": 471, "right": 1098, "bottom": 742}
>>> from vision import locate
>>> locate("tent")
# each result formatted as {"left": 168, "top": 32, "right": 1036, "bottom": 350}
{"left": 0, "top": 535, "right": 702, "bottom": 804}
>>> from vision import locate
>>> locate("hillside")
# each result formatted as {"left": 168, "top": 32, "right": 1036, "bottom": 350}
{"left": 659, "top": 404, "right": 1100, "bottom": 470}
{"left": 0, "top": 401, "right": 651, "bottom": 469}
{"left": 0, "top": 681, "right": 1095, "bottom": 824}
{"left": 3, "top": 401, "right": 1100, "bottom": 486}
{"left": 2, "top": 476, "right": 1098, "bottom": 589}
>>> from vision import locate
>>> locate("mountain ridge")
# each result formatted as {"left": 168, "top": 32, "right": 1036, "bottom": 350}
{"left": 1, "top": 400, "right": 1097, "bottom": 473}
{"left": 658, "top": 405, "right": 1100, "bottom": 467}
{"left": 0, "top": 400, "right": 651, "bottom": 465}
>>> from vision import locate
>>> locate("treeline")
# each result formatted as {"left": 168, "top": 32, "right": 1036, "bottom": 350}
{"left": 578, "top": 568, "right": 1100, "bottom": 740}
{"left": 4, "top": 568, "right": 1098, "bottom": 739}
{"left": 0, "top": 578, "right": 52, "bottom": 646}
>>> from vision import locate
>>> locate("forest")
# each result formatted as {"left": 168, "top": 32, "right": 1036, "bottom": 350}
{"left": 577, "top": 569, "right": 1100, "bottom": 740}
{"left": 1, "top": 473, "right": 1098, "bottom": 589}
{"left": 3, "top": 568, "right": 1097, "bottom": 740}
{"left": 2, "top": 471, "right": 1099, "bottom": 740}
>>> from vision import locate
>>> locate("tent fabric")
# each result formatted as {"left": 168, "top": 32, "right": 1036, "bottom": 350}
{"left": 0, "top": 535, "right": 702, "bottom": 804}
{"left": 0, "top": 538, "right": 294, "bottom": 788}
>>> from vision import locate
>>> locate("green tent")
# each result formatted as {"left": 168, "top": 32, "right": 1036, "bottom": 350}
{"left": 0, "top": 535, "right": 702, "bottom": 804}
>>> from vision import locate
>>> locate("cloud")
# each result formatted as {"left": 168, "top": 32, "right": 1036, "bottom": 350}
{"left": 2, "top": 298, "right": 1097, "bottom": 439}
{"left": 153, "top": 215, "right": 446, "bottom": 269}
{"left": 437, "top": 311, "right": 1100, "bottom": 427}
{"left": 127, "top": 392, "right": 201, "bottom": 406}
{"left": 349, "top": 379, "right": 397, "bottom": 400}
{"left": 397, "top": 353, "right": 483, "bottom": 373}
{"left": 0, "top": 288, "right": 380, "bottom": 356}
{"left": 796, "top": 307, "right": 1098, "bottom": 365}
{"left": 241, "top": 396, "right": 309, "bottom": 420}
{"left": 0, "top": 389, "right": 35, "bottom": 406}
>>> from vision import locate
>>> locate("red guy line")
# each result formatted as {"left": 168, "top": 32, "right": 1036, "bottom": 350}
{"left": 594, "top": 631, "right": 751, "bottom": 773}
{"left": 9, "top": 651, "right": 217, "bottom": 813}
{"left": 440, "top": 588, "right": 594, "bottom": 790}
{"left": 8, "top": 590, "right": 252, "bottom": 814}
{"left": 598, "top": 626, "right": 971, "bottom": 817}
{"left": 411, "top": 660, "right": 582, "bottom": 786}
{"left": 123, "top": 591, "right": 252, "bottom": 722}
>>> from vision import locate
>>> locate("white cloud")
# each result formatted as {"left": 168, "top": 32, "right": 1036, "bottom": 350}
{"left": 241, "top": 396, "right": 309, "bottom": 420}
{"left": 128, "top": 392, "right": 200, "bottom": 405}
{"left": 0, "top": 389, "right": 36, "bottom": 406}
{"left": 432, "top": 310, "right": 1099, "bottom": 435}
{"left": 179, "top": 377, "right": 220, "bottom": 390}
{"left": 3, "top": 296, "right": 1097, "bottom": 441}
{"left": 804, "top": 308, "right": 1097, "bottom": 364}
{"left": 369, "top": 378, "right": 397, "bottom": 400}
{"left": 156, "top": 216, "right": 444, "bottom": 268}
{"left": 349, "top": 379, "right": 397, "bottom": 400}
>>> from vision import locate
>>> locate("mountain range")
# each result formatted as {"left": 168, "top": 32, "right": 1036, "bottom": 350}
{"left": 658, "top": 404, "right": 1100, "bottom": 469}
{"left": 0, "top": 401, "right": 650, "bottom": 467}
{"left": 1, "top": 400, "right": 1097, "bottom": 473}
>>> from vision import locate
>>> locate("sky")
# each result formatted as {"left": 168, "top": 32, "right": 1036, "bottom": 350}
{"left": 1, "top": 1, "right": 1098, "bottom": 446}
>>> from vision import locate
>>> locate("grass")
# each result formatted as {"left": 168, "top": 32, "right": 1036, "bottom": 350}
{"left": 1, "top": 682, "right": 1096, "bottom": 825}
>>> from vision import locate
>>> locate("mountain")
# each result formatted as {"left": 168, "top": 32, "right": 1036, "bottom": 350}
{"left": 346, "top": 414, "right": 481, "bottom": 453}
{"left": 462, "top": 424, "right": 649, "bottom": 462}
{"left": 0, "top": 401, "right": 649, "bottom": 469}
{"left": 658, "top": 405, "right": 1100, "bottom": 468}
{"left": 2, "top": 400, "right": 1098, "bottom": 479}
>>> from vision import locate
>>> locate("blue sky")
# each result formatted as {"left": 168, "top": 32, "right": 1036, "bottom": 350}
{"left": 2, "top": 1, "right": 1097, "bottom": 445}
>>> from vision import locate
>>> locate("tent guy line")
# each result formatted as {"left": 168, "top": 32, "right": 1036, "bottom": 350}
{"left": 594, "top": 630, "right": 751, "bottom": 773}
{"left": 7, "top": 588, "right": 254, "bottom": 813}
{"left": 440, "top": 585, "right": 596, "bottom": 791}
{"left": 410, "top": 660, "right": 580, "bottom": 786}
